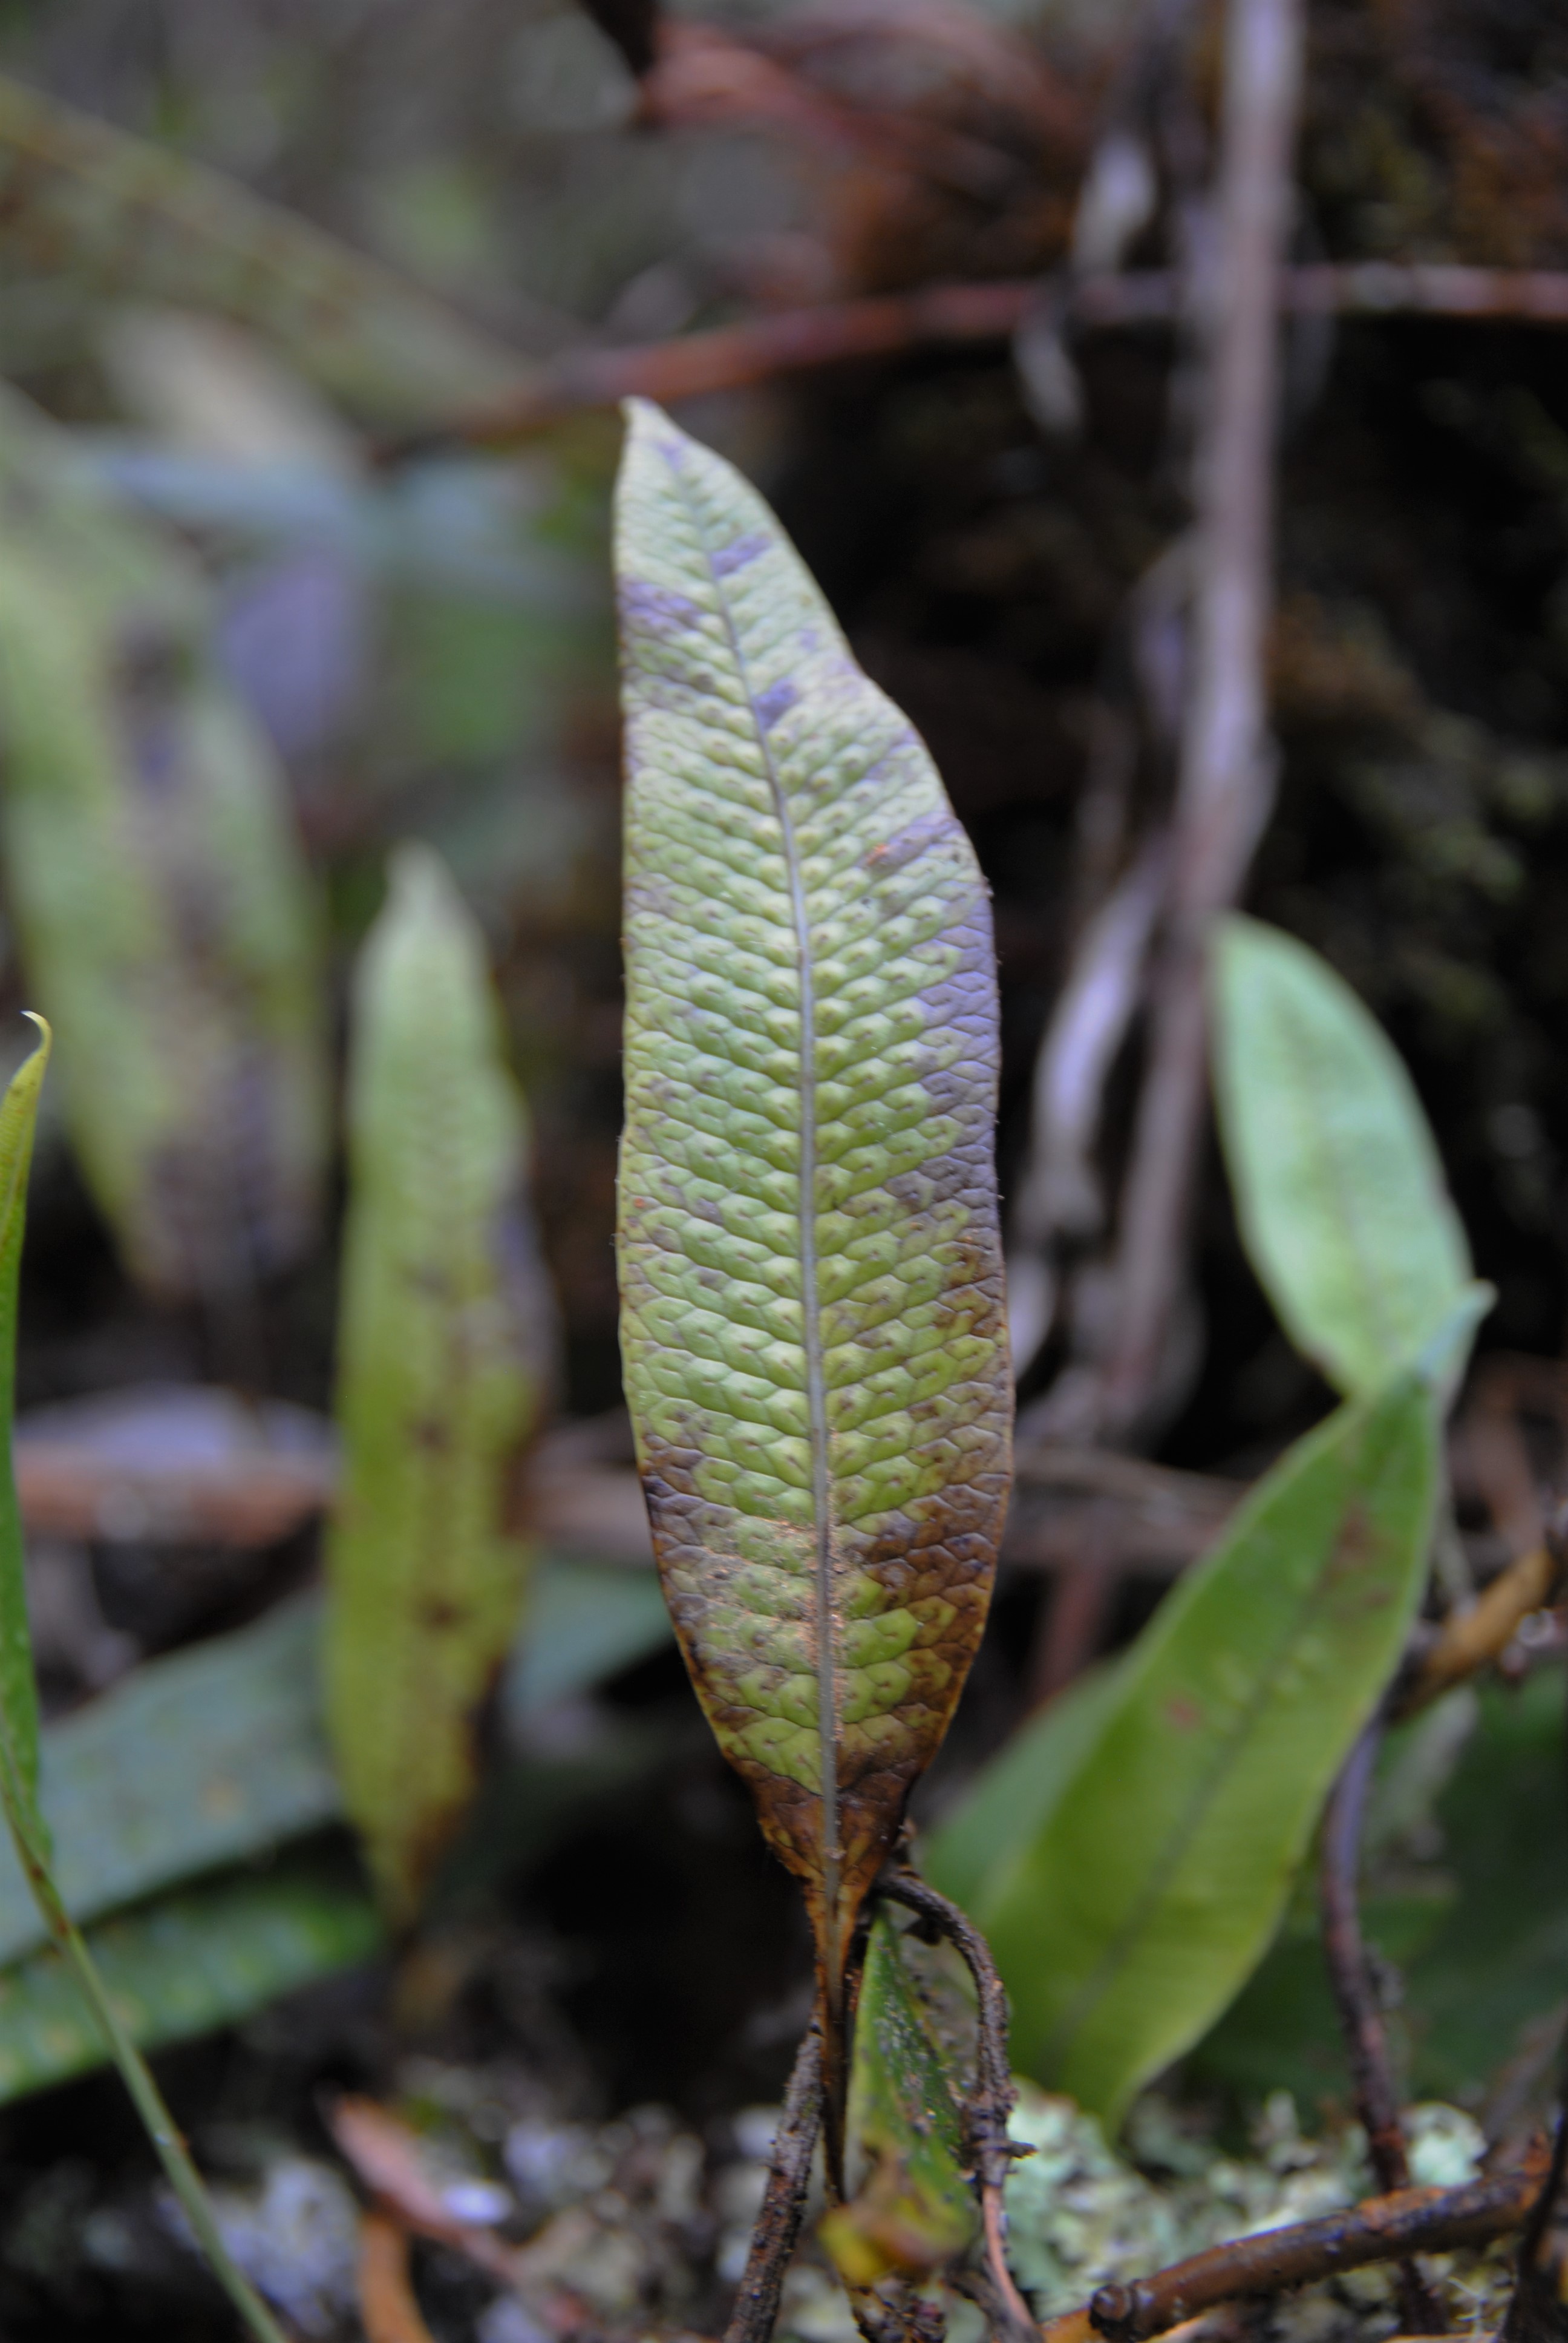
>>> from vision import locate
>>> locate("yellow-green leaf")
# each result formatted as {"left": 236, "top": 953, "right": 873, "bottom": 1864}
{"left": 325, "top": 845, "right": 549, "bottom": 1927}
{"left": 613, "top": 399, "right": 1011, "bottom": 2041}
{"left": 1210, "top": 916, "right": 1477, "bottom": 1397}
{"left": 0, "top": 384, "right": 328, "bottom": 1303}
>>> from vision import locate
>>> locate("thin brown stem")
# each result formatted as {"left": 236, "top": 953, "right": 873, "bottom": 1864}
{"left": 723, "top": 2018, "right": 826, "bottom": 2343}
{"left": 1320, "top": 1720, "right": 1448, "bottom": 2333}
{"left": 1038, "top": 2138, "right": 1549, "bottom": 2343}
{"left": 379, "top": 263, "right": 1568, "bottom": 460}
{"left": 1028, "top": 1553, "right": 1121, "bottom": 1706}
{"left": 1502, "top": 2091, "right": 1568, "bottom": 2343}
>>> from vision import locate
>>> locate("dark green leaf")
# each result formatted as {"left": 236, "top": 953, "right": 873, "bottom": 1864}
{"left": 950, "top": 1380, "right": 1439, "bottom": 2127}
{"left": 0, "top": 1854, "right": 382, "bottom": 2105}
{"left": 1192, "top": 1665, "right": 1568, "bottom": 2110}
{"left": 0, "top": 1598, "right": 336, "bottom": 1968}
{"left": 820, "top": 1911, "right": 977, "bottom": 2287}
{"left": 0, "top": 1552, "right": 661, "bottom": 1965}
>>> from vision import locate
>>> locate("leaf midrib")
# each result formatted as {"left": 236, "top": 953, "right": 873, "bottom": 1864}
{"left": 668, "top": 460, "right": 840, "bottom": 1945}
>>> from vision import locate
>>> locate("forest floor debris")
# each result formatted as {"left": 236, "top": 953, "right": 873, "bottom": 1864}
{"left": 13, "top": 2059, "right": 1515, "bottom": 2343}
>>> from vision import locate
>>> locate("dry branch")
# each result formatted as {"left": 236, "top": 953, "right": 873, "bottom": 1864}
{"left": 358, "top": 2211, "right": 439, "bottom": 2343}
{"left": 1007, "top": 1443, "right": 1242, "bottom": 1578}
{"left": 1039, "top": 2140, "right": 1549, "bottom": 2343}
{"left": 1097, "top": 0, "right": 1303, "bottom": 1435}
{"left": 1502, "top": 2086, "right": 1568, "bottom": 2343}
{"left": 391, "top": 264, "right": 1568, "bottom": 456}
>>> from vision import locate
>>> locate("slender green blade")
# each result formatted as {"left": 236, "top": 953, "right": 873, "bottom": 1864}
{"left": 0, "top": 74, "right": 529, "bottom": 421}
{"left": 0, "top": 1023, "right": 50, "bottom": 1840}
{"left": 325, "top": 845, "right": 549, "bottom": 1925}
{"left": 0, "top": 384, "right": 328, "bottom": 1304}
{"left": 970, "top": 1379, "right": 1439, "bottom": 2127}
{"left": 820, "top": 1911, "right": 978, "bottom": 2286}
{"left": 614, "top": 399, "right": 1011, "bottom": 2010}
{"left": 1211, "top": 916, "right": 1473, "bottom": 1396}
{"left": 0, "top": 1854, "right": 382, "bottom": 2105}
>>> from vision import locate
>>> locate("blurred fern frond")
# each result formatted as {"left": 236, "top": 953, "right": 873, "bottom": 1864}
{"left": 0, "top": 379, "right": 330, "bottom": 1309}
{"left": 0, "top": 74, "right": 534, "bottom": 421}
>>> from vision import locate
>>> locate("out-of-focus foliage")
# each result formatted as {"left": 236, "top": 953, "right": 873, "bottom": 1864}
{"left": 1212, "top": 917, "right": 1477, "bottom": 1397}
{"left": 0, "top": 383, "right": 328, "bottom": 1305}
{"left": 930, "top": 1380, "right": 1439, "bottom": 2128}
{"left": 819, "top": 1912, "right": 978, "bottom": 2287}
{"left": 0, "top": 73, "right": 531, "bottom": 421}
{"left": 325, "top": 845, "right": 550, "bottom": 1928}
{"left": 0, "top": 1556, "right": 674, "bottom": 2096}
{"left": 0, "top": 0, "right": 1559, "bottom": 2287}
{"left": 0, "top": 1855, "right": 382, "bottom": 2105}
{"left": 0, "top": 1599, "right": 336, "bottom": 1966}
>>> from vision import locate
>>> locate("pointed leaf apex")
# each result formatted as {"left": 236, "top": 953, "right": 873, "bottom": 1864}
{"left": 621, "top": 393, "right": 670, "bottom": 434}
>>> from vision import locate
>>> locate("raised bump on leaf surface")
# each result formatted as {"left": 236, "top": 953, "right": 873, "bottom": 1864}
{"left": 614, "top": 398, "right": 1011, "bottom": 2006}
